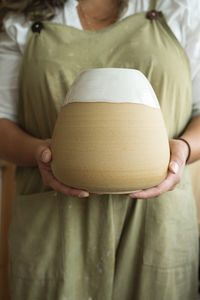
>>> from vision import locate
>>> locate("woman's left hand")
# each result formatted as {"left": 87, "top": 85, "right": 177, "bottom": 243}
{"left": 128, "top": 138, "right": 190, "bottom": 199}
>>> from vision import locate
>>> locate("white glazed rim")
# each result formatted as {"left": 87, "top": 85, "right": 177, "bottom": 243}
{"left": 63, "top": 68, "right": 160, "bottom": 109}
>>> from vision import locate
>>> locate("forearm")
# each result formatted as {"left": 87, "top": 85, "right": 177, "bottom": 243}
{"left": 0, "top": 118, "right": 45, "bottom": 166}
{"left": 179, "top": 115, "right": 200, "bottom": 164}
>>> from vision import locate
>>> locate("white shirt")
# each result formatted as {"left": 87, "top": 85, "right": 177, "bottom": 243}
{"left": 0, "top": 0, "right": 200, "bottom": 122}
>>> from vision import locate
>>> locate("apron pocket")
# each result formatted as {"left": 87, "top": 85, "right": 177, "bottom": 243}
{"left": 9, "top": 191, "right": 63, "bottom": 279}
{"left": 143, "top": 170, "right": 198, "bottom": 269}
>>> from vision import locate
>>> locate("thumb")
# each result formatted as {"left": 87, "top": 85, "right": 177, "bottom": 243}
{"left": 169, "top": 161, "right": 179, "bottom": 174}
{"left": 40, "top": 148, "right": 52, "bottom": 163}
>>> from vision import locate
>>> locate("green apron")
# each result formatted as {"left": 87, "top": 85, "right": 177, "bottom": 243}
{"left": 9, "top": 0, "right": 199, "bottom": 299}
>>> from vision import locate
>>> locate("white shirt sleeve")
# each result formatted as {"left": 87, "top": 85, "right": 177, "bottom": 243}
{"left": 183, "top": 0, "right": 200, "bottom": 119}
{"left": 0, "top": 31, "right": 21, "bottom": 122}
{"left": 0, "top": 14, "right": 30, "bottom": 123}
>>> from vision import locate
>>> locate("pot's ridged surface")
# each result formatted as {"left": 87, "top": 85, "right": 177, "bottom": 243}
{"left": 51, "top": 102, "right": 170, "bottom": 194}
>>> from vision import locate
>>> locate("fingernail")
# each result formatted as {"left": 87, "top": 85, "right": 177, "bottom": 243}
{"left": 41, "top": 151, "right": 48, "bottom": 162}
{"left": 170, "top": 161, "right": 179, "bottom": 174}
{"left": 129, "top": 194, "right": 137, "bottom": 198}
{"left": 79, "top": 191, "right": 89, "bottom": 198}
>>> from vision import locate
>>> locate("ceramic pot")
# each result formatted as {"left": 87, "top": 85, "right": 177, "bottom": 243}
{"left": 51, "top": 68, "right": 170, "bottom": 194}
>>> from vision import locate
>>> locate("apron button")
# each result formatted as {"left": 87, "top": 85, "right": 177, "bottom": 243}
{"left": 146, "top": 10, "right": 161, "bottom": 20}
{"left": 32, "top": 22, "right": 43, "bottom": 33}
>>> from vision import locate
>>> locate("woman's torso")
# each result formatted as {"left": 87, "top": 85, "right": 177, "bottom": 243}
{"left": 14, "top": 0, "right": 192, "bottom": 195}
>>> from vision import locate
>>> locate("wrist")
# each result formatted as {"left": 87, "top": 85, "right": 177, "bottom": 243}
{"left": 175, "top": 137, "right": 191, "bottom": 164}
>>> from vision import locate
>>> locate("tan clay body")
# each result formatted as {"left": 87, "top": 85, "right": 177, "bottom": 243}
{"left": 51, "top": 102, "right": 170, "bottom": 194}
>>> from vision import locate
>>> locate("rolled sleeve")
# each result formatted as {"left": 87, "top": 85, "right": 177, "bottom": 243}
{"left": 0, "top": 31, "right": 22, "bottom": 122}
{"left": 184, "top": 0, "right": 200, "bottom": 118}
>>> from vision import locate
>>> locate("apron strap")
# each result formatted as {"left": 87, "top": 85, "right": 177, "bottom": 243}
{"left": 149, "top": 0, "right": 157, "bottom": 10}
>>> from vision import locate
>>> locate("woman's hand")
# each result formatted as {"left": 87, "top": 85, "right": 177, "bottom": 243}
{"left": 128, "top": 138, "right": 190, "bottom": 199}
{"left": 35, "top": 139, "right": 90, "bottom": 198}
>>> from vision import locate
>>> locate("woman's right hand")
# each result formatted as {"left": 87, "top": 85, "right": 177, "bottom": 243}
{"left": 35, "top": 139, "right": 90, "bottom": 198}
